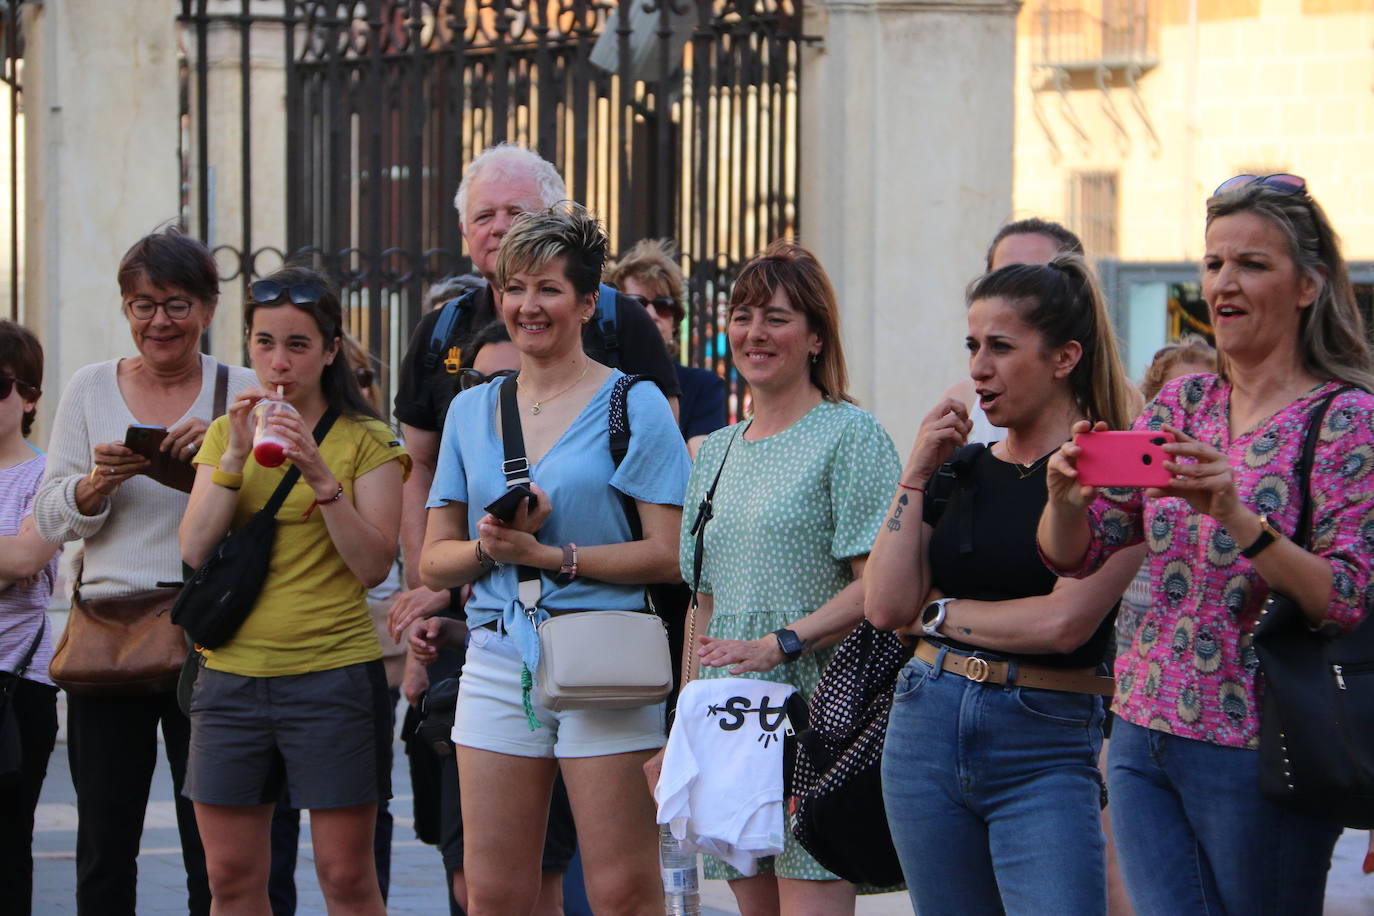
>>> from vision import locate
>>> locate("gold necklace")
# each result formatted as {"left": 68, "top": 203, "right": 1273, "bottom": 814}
{"left": 519, "top": 359, "right": 590, "bottom": 415}
{"left": 1003, "top": 442, "right": 1057, "bottom": 479}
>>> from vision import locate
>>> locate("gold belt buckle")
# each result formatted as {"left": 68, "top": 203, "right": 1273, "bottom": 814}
{"left": 964, "top": 657, "right": 991, "bottom": 683}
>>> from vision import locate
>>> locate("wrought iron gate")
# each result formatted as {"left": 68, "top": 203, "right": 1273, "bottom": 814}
{"left": 178, "top": 0, "right": 804, "bottom": 416}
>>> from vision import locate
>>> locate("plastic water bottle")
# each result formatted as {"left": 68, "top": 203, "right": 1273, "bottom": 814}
{"left": 659, "top": 823, "right": 700, "bottom": 915}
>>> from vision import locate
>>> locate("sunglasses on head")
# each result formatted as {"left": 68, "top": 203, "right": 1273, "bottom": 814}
{"left": 249, "top": 279, "right": 328, "bottom": 307}
{"left": 0, "top": 374, "right": 39, "bottom": 401}
{"left": 458, "top": 368, "right": 517, "bottom": 391}
{"left": 1213, "top": 173, "right": 1307, "bottom": 197}
{"left": 620, "top": 293, "right": 679, "bottom": 313}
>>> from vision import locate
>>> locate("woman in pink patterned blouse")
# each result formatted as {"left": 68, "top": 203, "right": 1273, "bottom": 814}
{"left": 1038, "top": 175, "right": 1374, "bottom": 916}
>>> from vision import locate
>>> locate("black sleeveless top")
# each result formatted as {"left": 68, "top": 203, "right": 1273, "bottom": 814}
{"left": 923, "top": 445, "right": 1115, "bottom": 670}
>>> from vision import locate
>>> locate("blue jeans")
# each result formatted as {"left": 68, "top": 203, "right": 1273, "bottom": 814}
{"left": 1108, "top": 719, "right": 1341, "bottom": 916}
{"left": 881, "top": 652, "right": 1107, "bottom": 916}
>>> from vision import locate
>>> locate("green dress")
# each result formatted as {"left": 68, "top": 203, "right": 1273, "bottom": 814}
{"left": 679, "top": 399, "right": 900, "bottom": 881}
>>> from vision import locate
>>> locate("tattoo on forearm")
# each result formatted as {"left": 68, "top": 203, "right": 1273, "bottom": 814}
{"left": 886, "top": 492, "right": 909, "bottom": 532}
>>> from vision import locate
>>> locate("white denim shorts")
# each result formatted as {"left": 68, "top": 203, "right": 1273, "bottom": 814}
{"left": 452, "top": 625, "right": 666, "bottom": 759}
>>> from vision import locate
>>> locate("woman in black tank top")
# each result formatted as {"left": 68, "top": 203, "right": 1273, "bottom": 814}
{"left": 864, "top": 257, "right": 1144, "bottom": 916}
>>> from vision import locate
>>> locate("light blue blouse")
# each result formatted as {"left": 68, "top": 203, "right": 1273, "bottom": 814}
{"left": 428, "top": 371, "right": 691, "bottom": 673}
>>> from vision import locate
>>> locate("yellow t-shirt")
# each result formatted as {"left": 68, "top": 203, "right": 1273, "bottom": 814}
{"left": 193, "top": 412, "right": 411, "bottom": 676}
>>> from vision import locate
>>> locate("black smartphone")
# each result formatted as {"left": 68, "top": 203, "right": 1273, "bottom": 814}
{"left": 484, "top": 485, "right": 537, "bottom": 523}
{"left": 124, "top": 424, "right": 168, "bottom": 461}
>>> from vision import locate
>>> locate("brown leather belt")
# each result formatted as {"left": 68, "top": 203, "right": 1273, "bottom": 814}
{"left": 915, "top": 640, "right": 1115, "bottom": 697}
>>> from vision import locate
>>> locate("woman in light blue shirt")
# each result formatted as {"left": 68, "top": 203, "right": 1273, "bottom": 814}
{"left": 412, "top": 205, "right": 690, "bottom": 915}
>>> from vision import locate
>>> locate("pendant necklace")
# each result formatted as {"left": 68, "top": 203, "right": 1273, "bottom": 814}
{"left": 1004, "top": 442, "right": 1056, "bottom": 479}
{"left": 520, "top": 359, "right": 590, "bottom": 415}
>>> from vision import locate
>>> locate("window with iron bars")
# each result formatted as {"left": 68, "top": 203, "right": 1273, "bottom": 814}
{"left": 1068, "top": 170, "right": 1119, "bottom": 259}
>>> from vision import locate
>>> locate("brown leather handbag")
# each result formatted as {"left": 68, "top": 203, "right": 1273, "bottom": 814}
{"left": 49, "top": 587, "right": 187, "bottom": 694}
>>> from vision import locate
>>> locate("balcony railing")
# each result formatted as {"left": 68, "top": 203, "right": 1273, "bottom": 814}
{"left": 1032, "top": 0, "right": 1157, "bottom": 71}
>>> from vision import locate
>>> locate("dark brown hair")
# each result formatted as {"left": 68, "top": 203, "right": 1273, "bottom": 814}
{"left": 245, "top": 266, "right": 381, "bottom": 421}
{"left": 117, "top": 226, "right": 220, "bottom": 305}
{"left": 729, "top": 241, "right": 852, "bottom": 404}
{"left": 967, "top": 254, "right": 1135, "bottom": 429}
{"left": 0, "top": 319, "right": 43, "bottom": 437}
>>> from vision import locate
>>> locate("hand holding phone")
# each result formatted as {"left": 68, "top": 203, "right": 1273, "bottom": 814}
{"left": 1074, "top": 430, "right": 1176, "bottom": 488}
{"left": 123, "top": 425, "right": 168, "bottom": 461}
{"left": 123, "top": 424, "right": 197, "bottom": 492}
{"left": 484, "top": 485, "right": 537, "bottom": 523}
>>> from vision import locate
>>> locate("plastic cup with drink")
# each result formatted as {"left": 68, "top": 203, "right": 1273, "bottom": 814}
{"left": 252, "top": 387, "right": 298, "bottom": 468}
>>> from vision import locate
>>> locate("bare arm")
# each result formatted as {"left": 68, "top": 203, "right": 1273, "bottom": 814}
{"left": 399, "top": 424, "right": 439, "bottom": 588}
{"left": 318, "top": 460, "right": 404, "bottom": 588}
{"left": 0, "top": 516, "right": 60, "bottom": 581}
{"left": 1035, "top": 420, "right": 1102, "bottom": 571}
{"left": 929, "top": 544, "right": 1147, "bottom": 655}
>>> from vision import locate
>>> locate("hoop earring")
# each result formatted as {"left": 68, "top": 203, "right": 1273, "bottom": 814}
{"left": 810, "top": 352, "right": 819, "bottom": 364}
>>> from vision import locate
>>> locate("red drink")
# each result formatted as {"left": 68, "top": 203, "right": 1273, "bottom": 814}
{"left": 253, "top": 439, "right": 286, "bottom": 467}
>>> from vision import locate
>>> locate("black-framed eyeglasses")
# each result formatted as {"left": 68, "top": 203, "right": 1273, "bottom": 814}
{"left": 249, "top": 279, "right": 328, "bottom": 306}
{"left": 458, "top": 368, "right": 517, "bottom": 391}
{"left": 620, "top": 293, "right": 680, "bottom": 314}
{"left": 1213, "top": 173, "right": 1307, "bottom": 197}
{"left": 125, "top": 296, "right": 195, "bottom": 320}
{"left": 0, "top": 373, "right": 39, "bottom": 400}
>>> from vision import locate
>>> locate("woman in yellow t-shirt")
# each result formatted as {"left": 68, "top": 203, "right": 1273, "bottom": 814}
{"left": 179, "top": 266, "right": 409, "bottom": 915}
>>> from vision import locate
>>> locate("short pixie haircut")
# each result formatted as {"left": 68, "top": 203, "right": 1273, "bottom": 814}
{"left": 494, "top": 204, "right": 609, "bottom": 297}
{"left": 117, "top": 226, "right": 220, "bottom": 305}
{"left": 0, "top": 319, "right": 42, "bottom": 437}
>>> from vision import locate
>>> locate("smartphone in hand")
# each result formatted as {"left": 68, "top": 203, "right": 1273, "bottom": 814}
{"left": 485, "top": 485, "right": 537, "bottom": 523}
{"left": 1074, "top": 430, "right": 1176, "bottom": 488}
{"left": 123, "top": 424, "right": 168, "bottom": 461}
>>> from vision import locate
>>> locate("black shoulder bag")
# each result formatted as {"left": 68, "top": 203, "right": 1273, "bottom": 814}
{"left": 1252, "top": 387, "right": 1374, "bottom": 827}
{"left": 170, "top": 407, "right": 339, "bottom": 650}
{"left": 789, "top": 443, "right": 983, "bottom": 887}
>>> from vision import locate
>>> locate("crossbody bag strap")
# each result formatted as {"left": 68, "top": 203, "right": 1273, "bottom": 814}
{"left": 10, "top": 615, "right": 46, "bottom": 679}
{"left": 687, "top": 425, "right": 742, "bottom": 611}
{"left": 1289, "top": 386, "right": 1352, "bottom": 549}
{"left": 259, "top": 406, "right": 341, "bottom": 518}
{"left": 212, "top": 362, "right": 230, "bottom": 418}
{"left": 498, "top": 378, "right": 542, "bottom": 613}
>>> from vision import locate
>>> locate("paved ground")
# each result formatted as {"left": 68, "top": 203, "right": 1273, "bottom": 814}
{"left": 30, "top": 698, "right": 1374, "bottom": 914}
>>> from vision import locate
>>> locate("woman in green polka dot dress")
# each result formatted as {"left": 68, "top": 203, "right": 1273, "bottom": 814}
{"left": 666, "top": 241, "right": 900, "bottom": 913}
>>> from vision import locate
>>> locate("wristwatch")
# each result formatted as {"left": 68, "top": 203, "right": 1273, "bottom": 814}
{"left": 772, "top": 627, "right": 806, "bottom": 662}
{"left": 1240, "top": 514, "right": 1281, "bottom": 559}
{"left": 555, "top": 543, "right": 578, "bottom": 585}
{"left": 920, "top": 598, "right": 953, "bottom": 637}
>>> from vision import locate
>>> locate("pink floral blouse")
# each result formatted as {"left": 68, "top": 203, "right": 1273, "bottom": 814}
{"left": 1055, "top": 375, "right": 1374, "bottom": 749}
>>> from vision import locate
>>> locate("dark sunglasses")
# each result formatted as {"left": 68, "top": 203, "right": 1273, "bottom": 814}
{"left": 249, "top": 279, "right": 328, "bottom": 306}
{"left": 1213, "top": 173, "right": 1307, "bottom": 197}
{"left": 620, "top": 293, "right": 680, "bottom": 313}
{"left": 0, "top": 374, "right": 39, "bottom": 400}
{"left": 354, "top": 366, "right": 374, "bottom": 389}
{"left": 458, "top": 368, "right": 517, "bottom": 391}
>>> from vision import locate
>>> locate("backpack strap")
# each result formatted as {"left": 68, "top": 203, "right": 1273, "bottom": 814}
{"left": 424, "top": 290, "right": 478, "bottom": 373}
{"left": 925, "top": 442, "right": 985, "bottom": 556}
{"left": 608, "top": 374, "right": 656, "bottom": 539}
{"left": 595, "top": 283, "right": 620, "bottom": 369}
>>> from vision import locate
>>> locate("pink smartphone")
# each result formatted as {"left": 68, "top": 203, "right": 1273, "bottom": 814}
{"left": 1074, "top": 430, "right": 1176, "bottom": 488}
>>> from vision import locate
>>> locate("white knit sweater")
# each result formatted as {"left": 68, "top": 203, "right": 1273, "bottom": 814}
{"left": 33, "top": 354, "right": 256, "bottom": 600}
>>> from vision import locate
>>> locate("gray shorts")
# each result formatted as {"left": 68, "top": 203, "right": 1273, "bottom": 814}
{"left": 184, "top": 659, "right": 392, "bottom": 809}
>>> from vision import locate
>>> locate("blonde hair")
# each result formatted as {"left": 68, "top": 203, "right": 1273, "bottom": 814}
{"left": 604, "top": 238, "right": 686, "bottom": 322}
{"left": 1141, "top": 335, "right": 1217, "bottom": 401}
{"left": 1206, "top": 181, "right": 1374, "bottom": 392}
{"left": 494, "top": 204, "right": 608, "bottom": 297}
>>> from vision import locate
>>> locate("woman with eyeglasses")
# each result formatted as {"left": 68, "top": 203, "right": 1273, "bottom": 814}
{"left": 412, "top": 205, "right": 690, "bottom": 915}
{"left": 1038, "top": 175, "right": 1374, "bottom": 915}
{"left": 33, "top": 227, "right": 256, "bottom": 914}
{"left": 178, "top": 266, "right": 409, "bottom": 914}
